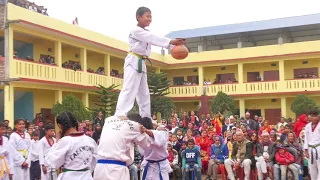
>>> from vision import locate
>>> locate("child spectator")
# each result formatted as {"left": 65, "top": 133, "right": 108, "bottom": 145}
{"left": 129, "top": 143, "right": 141, "bottom": 180}
{"left": 167, "top": 143, "right": 182, "bottom": 180}
{"left": 182, "top": 139, "right": 202, "bottom": 180}
{"left": 30, "top": 131, "right": 41, "bottom": 180}
{"left": 171, "top": 134, "right": 181, "bottom": 152}
{"left": 275, "top": 141, "right": 299, "bottom": 180}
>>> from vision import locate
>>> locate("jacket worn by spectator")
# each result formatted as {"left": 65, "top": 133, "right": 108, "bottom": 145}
{"left": 231, "top": 139, "right": 255, "bottom": 166}
{"left": 275, "top": 149, "right": 295, "bottom": 166}
{"left": 257, "top": 142, "right": 276, "bottom": 163}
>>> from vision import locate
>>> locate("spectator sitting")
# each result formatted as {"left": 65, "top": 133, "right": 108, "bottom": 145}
{"left": 275, "top": 141, "right": 299, "bottom": 180}
{"left": 167, "top": 143, "right": 182, "bottom": 180}
{"left": 182, "top": 139, "right": 202, "bottom": 180}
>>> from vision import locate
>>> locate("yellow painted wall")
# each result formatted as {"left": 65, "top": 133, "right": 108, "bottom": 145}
{"left": 243, "top": 62, "right": 279, "bottom": 82}
{"left": 204, "top": 65, "right": 238, "bottom": 81}
{"left": 33, "top": 41, "right": 55, "bottom": 62}
{"left": 284, "top": 59, "right": 320, "bottom": 79}
{"left": 110, "top": 57, "right": 124, "bottom": 74}
{"left": 245, "top": 98, "right": 281, "bottom": 118}
{"left": 32, "top": 89, "right": 55, "bottom": 115}
{"left": 87, "top": 52, "right": 104, "bottom": 71}
{"left": 62, "top": 91, "right": 82, "bottom": 100}
{"left": 174, "top": 101, "right": 199, "bottom": 112}
{"left": 163, "top": 68, "right": 199, "bottom": 85}
{"left": 62, "top": 46, "right": 80, "bottom": 64}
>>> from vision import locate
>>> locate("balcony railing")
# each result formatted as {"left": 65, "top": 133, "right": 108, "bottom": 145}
{"left": 11, "top": 59, "right": 320, "bottom": 97}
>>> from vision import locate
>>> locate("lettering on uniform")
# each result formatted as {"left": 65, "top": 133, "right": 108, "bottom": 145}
{"left": 186, "top": 152, "right": 196, "bottom": 159}
{"left": 70, "top": 145, "right": 94, "bottom": 163}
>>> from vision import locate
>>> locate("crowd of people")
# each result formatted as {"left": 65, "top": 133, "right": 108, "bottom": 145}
{"left": 9, "top": 0, "right": 48, "bottom": 16}
{"left": 0, "top": 106, "right": 318, "bottom": 180}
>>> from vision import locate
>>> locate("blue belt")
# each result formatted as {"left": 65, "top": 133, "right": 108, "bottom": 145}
{"left": 97, "top": 159, "right": 126, "bottom": 166}
{"left": 142, "top": 158, "right": 167, "bottom": 180}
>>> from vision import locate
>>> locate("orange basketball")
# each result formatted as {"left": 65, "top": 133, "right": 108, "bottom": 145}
{"left": 171, "top": 45, "right": 188, "bottom": 60}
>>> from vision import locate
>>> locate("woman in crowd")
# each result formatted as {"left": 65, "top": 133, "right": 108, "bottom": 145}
{"left": 196, "top": 130, "right": 211, "bottom": 173}
{"left": 206, "top": 136, "right": 228, "bottom": 180}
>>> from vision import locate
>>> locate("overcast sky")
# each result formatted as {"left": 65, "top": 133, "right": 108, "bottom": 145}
{"left": 33, "top": 0, "right": 320, "bottom": 53}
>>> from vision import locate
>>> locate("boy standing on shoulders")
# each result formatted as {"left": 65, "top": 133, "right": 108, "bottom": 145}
{"left": 304, "top": 109, "right": 320, "bottom": 180}
{"left": 114, "top": 6, "right": 184, "bottom": 119}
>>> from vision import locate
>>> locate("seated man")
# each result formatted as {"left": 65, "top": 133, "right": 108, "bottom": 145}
{"left": 182, "top": 139, "right": 202, "bottom": 180}
{"left": 167, "top": 143, "right": 182, "bottom": 180}
{"left": 224, "top": 129, "right": 254, "bottom": 180}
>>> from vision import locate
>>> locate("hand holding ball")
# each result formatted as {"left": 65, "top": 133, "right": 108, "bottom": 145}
{"left": 171, "top": 45, "right": 189, "bottom": 60}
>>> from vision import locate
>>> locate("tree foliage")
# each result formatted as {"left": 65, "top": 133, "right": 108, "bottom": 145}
{"left": 210, "top": 91, "right": 237, "bottom": 118}
{"left": 148, "top": 71, "right": 175, "bottom": 119}
{"left": 90, "top": 84, "right": 119, "bottom": 117}
{"left": 52, "top": 94, "right": 91, "bottom": 122}
{"left": 291, "top": 94, "right": 318, "bottom": 116}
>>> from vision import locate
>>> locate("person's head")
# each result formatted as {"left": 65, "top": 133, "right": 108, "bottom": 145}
{"left": 4, "top": 120, "right": 9, "bottom": 126}
{"left": 172, "top": 134, "right": 177, "bottom": 142}
{"left": 232, "top": 133, "right": 237, "bottom": 141}
{"left": 136, "top": 7, "right": 151, "bottom": 28}
{"left": 98, "top": 111, "right": 103, "bottom": 117}
{"left": 167, "top": 143, "right": 172, "bottom": 151}
{"left": 308, "top": 109, "right": 319, "bottom": 123}
{"left": 7, "top": 127, "right": 12, "bottom": 135}
{"left": 127, "top": 113, "right": 153, "bottom": 130}
{"left": 263, "top": 120, "right": 269, "bottom": 127}
{"left": 181, "top": 141, "right": 187, "bottom": 150}
{"left": 187, "top": 122, "right": 193, "bottom": 129}
{"left": 245, "top": 112, "right": 250, "bottom": 119}
{"left": 254, "top": 115, "right": 258, "bottom": 121}
{"left": 201, "top": 130, "right": 207, "bottom": 138}
{"left": 235, "top": 129, "right": 244, "bottom": 142}
{"left": 56, "top": 111, "right": 78, "bottom": 137}
{"left": 177, "top": 129, "right": 182, "bottom": 136}
{"left": 187, "top": 139, "right": 195, "bottom": 149}
{"left": 229, "top": 116, "right": 235, "bottom": 123}
{"left": 203, "top": 122, "right": 209, "bottom": 129}
{"left": 258, "top": 116, "right": 263, "bottom": 122}
{"left": 14, "top": 119, "right": 25, "bottom": 132}
{"left": 214, "top": 136, "right": 221, "bottom": 145}
{"left": 0, "top": 122, "right": 6, "bottom": 136}
{"left": 261, "top": 130, "right": 270, "bottom": 142}
{"left": 284, "top": 125, "right": 291, "bottom": 134}
{"left": 95, "top": 123, "right": 102, "bottom": 132}
{"left": 161, "top": 119, "right": 167, "bottom": 125}
{"left": 44, "top": 123, "right": 55, "bottom": 138}
{"left": 249, "top": 132, "right": 258, "bottom": 142}
{"left": 27, "top": 127, "right": 33, "bottom": 135}
{"left": 32, "top": 131, "right": 39, "bottom": 141}
{"left": 191, "top": 111, "right": 195, "bottom": 116}
{"left": 287, "top": 132, "right": 295, "bottom": 143}
{"left": 270, "top": 134, "right": 277, "bottom": 142}
{"left": 280, "top": 117, "right": 286, "bottom": 123}
{"left": 280, "top": 125, "right": 284, "bottom": 131}
{"left": 38, "top": 121, "right": 44, "bottom": 128}
{"left": 171, "top": 122, "right": 176, "bottom": 128}
{"left": 270, "top": 129, "right": 277, "bottom": 136}
{"left": 178, "top": 121, "right": 184, "bottom": 127}
{"left": 206, "top": 113, "right": 211, "bottom": 119}
{"left": 186, "top": 129, "right": 192, "bottom": 137}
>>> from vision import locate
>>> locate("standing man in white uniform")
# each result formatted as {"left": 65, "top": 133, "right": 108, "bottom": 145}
{"left": 114, "top": 6, "right": 184, "bottom": 119}
{"left": 304, "top": 109, "right": 320, "bottom": 180}
{"left": 94, "top": 114, "right": 155, "bottom": 180}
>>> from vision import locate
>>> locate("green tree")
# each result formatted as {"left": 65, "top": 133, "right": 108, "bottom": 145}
{"left": 210, "top": 91, "right": 237, "bottom": 118}
{"left": 291, "top": 94, "right": 318, "bottom": 116}
{"left": 52, "top": 94, "right": 91, "bottom": 121}
{"left": 90, "top": 84, "right": 119, "bottom": 117}
{"left": 148, "top": 71, "right": 175, "bottom": 119}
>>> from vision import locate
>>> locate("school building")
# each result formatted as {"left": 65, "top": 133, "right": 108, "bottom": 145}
{"left": 1, "top": 3, "right": 320, "bottom": 126}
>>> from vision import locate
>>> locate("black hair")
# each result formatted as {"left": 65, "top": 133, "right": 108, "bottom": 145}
{"left": 56, "top": 111, "right": 78, "bottom": 137}
{"left": 187, "top": 139, "right": 195, "bottom": 145}
{"left": 32, "top": 131, "right": 39, "bottom": 137}
{"left": 13, "top": 119, "right": 25, "bottom": 131}
{"left": 0, "top": 122, "right": 5, "bottom": 128}
{"left": 127, "top": 113, "right": 153, "bottom": 130}
{"left": 308, "top": 109, "right": 319, "bottom": 116}
{"left": 44, "top": 123, "right": 55, "bottom": 130}
{"left": 136, "top": 6, "right": 151, "bottom": 21}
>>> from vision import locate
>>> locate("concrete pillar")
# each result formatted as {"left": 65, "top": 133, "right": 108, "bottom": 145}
{"left": 104, "top": 54, "right": 111, "bottom": 76}
{"left": 54, "top": 41, "right": 62, "bottom": 67}
{"left": 5, "top": 26, "right": 14, "bottom": 79}
{"left": 198, "top": 66, "right": 204, "bottom": 95}
{"left": 238, "top": 63, "right": 244, "bottom": 83}
{"left": 155, "top": 67, "right": 161, "bottom": 73}
{"left": 279, "top": 60, "right": 285, "bottom": 81}
{"left": 281, "top": 97, "right": 287, "bottom": 118}
{"left": 82, "top": 93, "right": 89, "bottom": 108}
{"left": 80, "top": 48, "right": 87, "bottom": 71}
{"left": 239, "top": 99, "right": 245, "bottom": 118}
{"left": 55, "top": 90, "right": 62, "bottom": 103}
{"left": 4, "top": 85, "right": 14, "bottom": 127}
